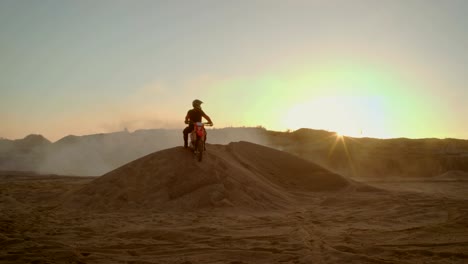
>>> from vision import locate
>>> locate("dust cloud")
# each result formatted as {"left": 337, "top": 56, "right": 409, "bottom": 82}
{"left": 20, "top": 127, "right": 269, "bottom": 176}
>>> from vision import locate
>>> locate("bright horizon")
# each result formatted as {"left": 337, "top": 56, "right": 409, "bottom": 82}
{"left": 2, "top": 0, "right": 468, "bottom": 142}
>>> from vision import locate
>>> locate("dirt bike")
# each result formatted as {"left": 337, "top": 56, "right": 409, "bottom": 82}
{"left": 189, "top": 122, "right": 212, "bottom": 162}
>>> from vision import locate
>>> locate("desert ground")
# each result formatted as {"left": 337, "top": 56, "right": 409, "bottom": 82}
{"left": 1, "top": 141, "right": 467, "bottom": 264}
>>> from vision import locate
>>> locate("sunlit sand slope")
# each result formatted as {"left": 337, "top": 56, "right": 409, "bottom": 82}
{"left": 65, "top": 141, "right": 351, "bottom": 211}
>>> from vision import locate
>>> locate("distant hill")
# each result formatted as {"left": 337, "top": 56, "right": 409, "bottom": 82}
{"left": 1, "top": 127, "right": 468, "bottom": 178}
{"left": 265, "top": 128, "right": 468, "bottom": 179}
{"left": 0, "top": 134, "right": 50, "bottom": 172}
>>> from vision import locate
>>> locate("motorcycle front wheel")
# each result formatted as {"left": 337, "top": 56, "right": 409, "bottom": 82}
{"left": 196, "top": 139, "right": 204, "bottom": 162}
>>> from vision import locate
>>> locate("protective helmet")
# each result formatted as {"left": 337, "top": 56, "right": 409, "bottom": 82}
{"left": 192, "top": 99, "right": 203, "bottom": 109}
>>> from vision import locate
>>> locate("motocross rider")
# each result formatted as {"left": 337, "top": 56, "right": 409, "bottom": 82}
{"left": 183, "top": 99, "right": 213, "bottom": 148}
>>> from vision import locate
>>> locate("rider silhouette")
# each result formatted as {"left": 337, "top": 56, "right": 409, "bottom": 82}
{"left": 183, "top": 99, "right": 213, "bottom": 148}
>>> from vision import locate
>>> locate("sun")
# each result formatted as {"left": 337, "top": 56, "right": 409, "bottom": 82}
{"left": 281, "top": 97, "right": 361, "bottom": 137}
{"left": 281, "top": 96, "right": 389, "bottom": 138}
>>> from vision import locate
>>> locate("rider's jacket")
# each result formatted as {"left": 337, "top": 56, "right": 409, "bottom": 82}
{"left": 186, "top": 108, "right": 208, "bottom": 123}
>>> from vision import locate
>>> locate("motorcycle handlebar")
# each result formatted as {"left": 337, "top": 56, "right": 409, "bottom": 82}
{"left": 185, "top": 121, "right": 213, "bottom": 126}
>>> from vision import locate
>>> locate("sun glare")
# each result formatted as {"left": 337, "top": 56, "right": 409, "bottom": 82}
{"left": 282, "top": 96, "right": 389, "bottom": 138}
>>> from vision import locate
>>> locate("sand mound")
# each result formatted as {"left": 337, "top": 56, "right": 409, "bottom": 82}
{"left": 65, "top": 141, "right": 352, "bottom": 211}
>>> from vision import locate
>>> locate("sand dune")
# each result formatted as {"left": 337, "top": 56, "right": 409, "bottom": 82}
{"left": 65, "top": 142, "right": 352, "bottom": 211}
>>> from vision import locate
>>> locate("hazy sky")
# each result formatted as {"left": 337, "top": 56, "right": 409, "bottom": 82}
{"left": 1, "top": 0, "right": 467, "bottom": 141}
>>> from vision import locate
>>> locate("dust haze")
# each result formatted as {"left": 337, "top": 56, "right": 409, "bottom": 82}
{"left": 0, "top": 127, "right": 269, "bottom": 176}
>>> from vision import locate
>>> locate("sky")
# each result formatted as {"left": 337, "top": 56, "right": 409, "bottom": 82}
{"left": 1, "top": 0, "right": 467, "bottom": 141}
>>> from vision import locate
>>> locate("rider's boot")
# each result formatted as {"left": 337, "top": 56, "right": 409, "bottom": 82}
{"left": 184, "top": 140, "right": 188, "bottom": 148}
